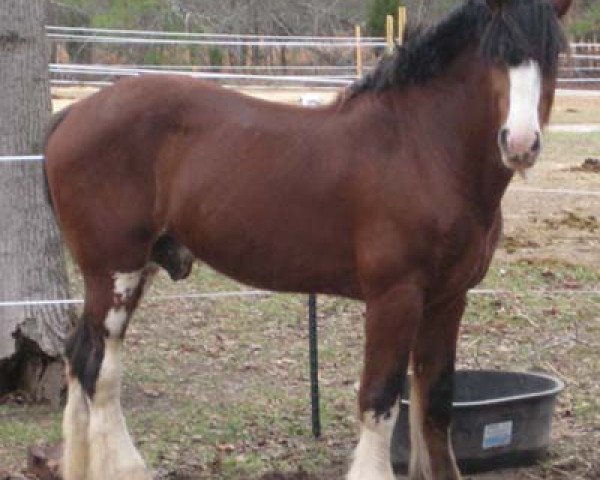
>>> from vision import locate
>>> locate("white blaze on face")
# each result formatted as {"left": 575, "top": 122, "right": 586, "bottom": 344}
{"left": 507, "top": 60, "right": 542, "bottom": 136}
{"left": 347, "top": 403, "right": 399, "bottom": 480}
{"left": 500, "top": 60, "right": 543, "bottom": 169}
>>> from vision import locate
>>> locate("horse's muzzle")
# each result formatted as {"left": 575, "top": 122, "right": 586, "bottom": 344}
{"left": 498, "top": 127, "right": 541, "bottom": 171}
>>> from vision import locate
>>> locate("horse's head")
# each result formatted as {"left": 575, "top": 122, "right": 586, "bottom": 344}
{"left": 484, "top": 0, "right": 572, "bottom": 175}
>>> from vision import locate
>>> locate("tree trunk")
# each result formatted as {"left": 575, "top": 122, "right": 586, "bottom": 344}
{"left": 0, "top": 0, "right": 72, "bottom": 406}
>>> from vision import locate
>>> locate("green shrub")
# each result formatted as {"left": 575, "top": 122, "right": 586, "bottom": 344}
{"left": 366, "top": 0, "right": 403, "bottom": 37}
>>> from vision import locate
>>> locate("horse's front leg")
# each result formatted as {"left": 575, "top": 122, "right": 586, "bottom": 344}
{"left": 409, "top": 296, "right": 466, "bottom": 480}
{"left": 347, "top": 282, "right": 424, "bottom": 480}
{"left": 63, "top": 270, "right": 152, "bottom": 480}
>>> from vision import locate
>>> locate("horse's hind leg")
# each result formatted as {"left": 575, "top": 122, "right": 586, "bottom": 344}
{"left": 63, "top": 268, "right": 153, "bottom": 480}
{"left": 409, "top": 296, "right": 465, "bottom": 480}
{"left": 347, "top": 282, "right": 423, "bottom": 480}
{"left": 63, "top": 369, "right": 90, "bottom": 479}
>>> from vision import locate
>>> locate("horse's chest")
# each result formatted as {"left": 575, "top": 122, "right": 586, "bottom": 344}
{"left": 434, "top": 215, "right": 501, "bottom": 293}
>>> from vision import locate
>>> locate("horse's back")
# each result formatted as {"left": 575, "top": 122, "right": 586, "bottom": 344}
{"left": 44, "top": 76, "right": 361, "bottom": 293}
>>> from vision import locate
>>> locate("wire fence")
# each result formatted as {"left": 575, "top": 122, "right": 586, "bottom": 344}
{"left": 564, "top": 40, "right": 600, "bottom": 85}
{"left": 46, "top": 25, "right": 385, "bottom": 42}
{"left": 1, "top": 150, "right": 598, "bottom": 307}
{"left": 0, "top": 155, "right": 45, "bottom": 163}
{"left": 47, "top": 33, "right": 387, "bottom": 48}
{"left": 0, "top": 290, "right": 273, "bottom": 308}
{"left": 2, "top": 27, "right": 599, "bottom": 308}
{"left": 44, "top": 26, "right": 600, "bottom": 87}
{"left": 49, "top": 64, "right": 356, "bottom": 86}
{"left": 45, "top": 25, "right": 385, "bottom": 85}
{"left": 1, "top": 288, "right": 598, "bottom": 309}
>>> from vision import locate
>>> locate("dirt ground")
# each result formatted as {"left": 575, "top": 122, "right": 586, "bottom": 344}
{"left": 0, "top": 86, "right": 598, "bottom": 479}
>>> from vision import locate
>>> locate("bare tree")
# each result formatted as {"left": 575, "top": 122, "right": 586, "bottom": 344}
{"left": 400, "top": 0, "right": 461, "bottom": 26}
{"left": 0, "top": 0, "right": 72, "bottom": 405}
{"left": 178, "top": 0, "right": 365, "bottom": 36}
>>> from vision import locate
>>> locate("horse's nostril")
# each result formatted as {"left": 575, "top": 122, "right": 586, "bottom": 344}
{"left": 531, "top": 133, "right": 541, "bottom": 153}
{"left": 499, "top": 128, "right": 509, "bottom": 149}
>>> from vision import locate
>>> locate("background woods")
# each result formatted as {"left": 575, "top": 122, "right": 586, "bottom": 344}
{"left": 48, "top": 0, "right": 600, "bottom": 36}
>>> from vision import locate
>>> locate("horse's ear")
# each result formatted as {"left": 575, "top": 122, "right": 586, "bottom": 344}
{"left": 485, "top": 0, "right": 501, "bottom": 12}
{"left": 553, "top": 0, "right": 573, "bottom": 18}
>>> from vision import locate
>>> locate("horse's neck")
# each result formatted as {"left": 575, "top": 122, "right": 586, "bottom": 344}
{"left": 423, "top": 55, "right": 514, "bottom": 221}
{"left": 346, "top": 52, "right": 513, "bottom": 223}
{"left": 462, "top": 69, "right": 514, "bottom": 221}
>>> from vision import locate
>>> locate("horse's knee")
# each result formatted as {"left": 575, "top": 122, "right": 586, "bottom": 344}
{"left": 150, "top": 234, "right": 194, "bottom": 280}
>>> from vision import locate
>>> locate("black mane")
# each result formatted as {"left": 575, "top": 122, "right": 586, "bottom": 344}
{"left": 348, "top": 0, "right": 567, "bottom": 97}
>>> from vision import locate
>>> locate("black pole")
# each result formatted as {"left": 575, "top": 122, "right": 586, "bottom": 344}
{"left": 308, "top": 293, "right": 321, "bottom": 438}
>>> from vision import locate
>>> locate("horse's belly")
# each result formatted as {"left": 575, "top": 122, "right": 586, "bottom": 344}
{"left": 173, "top": 217, "right": 361, "bottom": 298}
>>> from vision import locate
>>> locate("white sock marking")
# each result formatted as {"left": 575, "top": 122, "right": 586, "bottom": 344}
{"left": 347, "top": 403, "right": 399, "bottom": 480}
{"left": 104, "top": 306, "right": 128, "bottom": 338}
{"left": 62, "top": 377, "right": 90, "bottom": 480}
{"left": 409, "top": 381, "right": 433, "bottom": 480}
{"left": 506, "top": 60, "right": 542, "bottom": 135}
{"left": 88, "top": 338, "right": 150, "bottom": 480}
{"left": 88, "top": 270, "right": 149, "bottom": 479}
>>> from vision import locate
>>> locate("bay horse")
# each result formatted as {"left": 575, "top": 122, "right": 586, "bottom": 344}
{"left": 44, "top": 1, "right": 572, "bottom": 479}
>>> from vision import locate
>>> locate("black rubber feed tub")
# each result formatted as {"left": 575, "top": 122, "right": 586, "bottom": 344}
{"left": 391, "top": 370, "right": 564, "bottom": 473}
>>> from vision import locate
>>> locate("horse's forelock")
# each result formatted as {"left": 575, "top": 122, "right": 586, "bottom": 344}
{"left": 480, "top": 0, "right": 567, "bottom": 73}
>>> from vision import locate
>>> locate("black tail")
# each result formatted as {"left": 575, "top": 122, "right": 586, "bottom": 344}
{"left": 43, "top": 106, "right": 72, "bottom": 210}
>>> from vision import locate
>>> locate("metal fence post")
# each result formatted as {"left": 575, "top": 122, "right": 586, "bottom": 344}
{"left": 308, "top": 293, "right": 321, "bottom": 438}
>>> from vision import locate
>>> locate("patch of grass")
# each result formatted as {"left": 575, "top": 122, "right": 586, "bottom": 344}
{"left": 552, "top": 96, "right": 600, "bottom": 125}
{"left": 481, "top": 258, "right": 600, "bottom": 292}
{"left": 542, "top": 131, "right": 600, "bottom": 166}
{"left": 0, "top": 409, "right": 61, "bottom": 449}
{"left": 129, "top": 388, "right": 348, "bottom": 477}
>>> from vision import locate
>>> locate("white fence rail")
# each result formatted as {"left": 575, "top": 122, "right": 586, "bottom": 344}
{"left": 6, "top": 28, "right": 600, "bottom": 307}
{"left": 47, "top": 33, "right": 386, "bottom": 48}
{"left": 48, "top": 63, "right": 356, "bottom": 85}
{"left": 46, "top": 25, "right": 387, "bottom": 48}
{"left": 566, "top": 40, "right": 600, "bottom": 84}
{"left": 46, "top": 25, "right": 384, "bottom": 42}
{"left": 45, "top": 26, "right": 600, "bottom": 88}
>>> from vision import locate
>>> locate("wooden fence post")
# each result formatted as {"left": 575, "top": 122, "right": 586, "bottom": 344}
{"left": 398, "top": 6, "right": 407, "bottom": 45}
{"left": 355, "top": 24, "right": 363, "bottom": 77}
{"left": 386, "top": 14, "right": 394, "bottom": 53}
